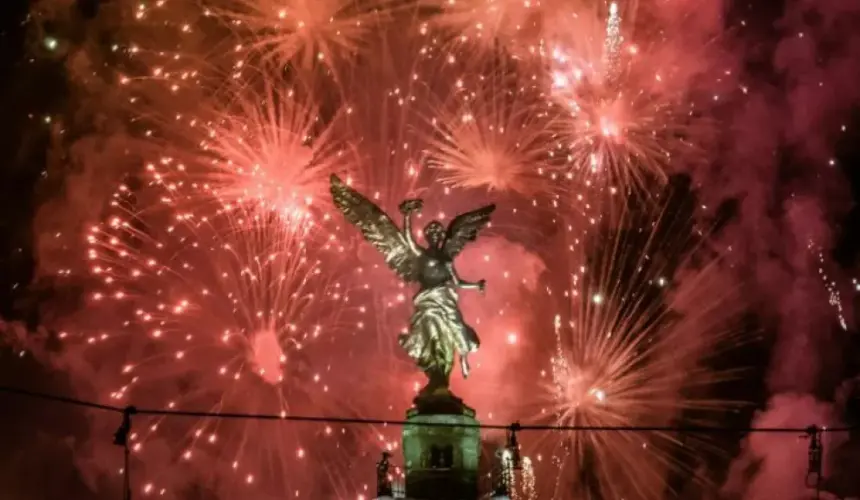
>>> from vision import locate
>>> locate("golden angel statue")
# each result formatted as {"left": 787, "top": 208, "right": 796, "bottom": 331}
{"left": 330, "top": 175, "right": 495, "bottom": 399}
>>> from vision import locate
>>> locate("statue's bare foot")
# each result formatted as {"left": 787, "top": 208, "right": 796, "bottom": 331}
{"left": 460, "top": 354, "right": 470, "bottom": 378}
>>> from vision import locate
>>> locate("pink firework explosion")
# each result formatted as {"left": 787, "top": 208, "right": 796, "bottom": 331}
{"left": 67, "top": 172, "right": 387, "bottom": 497}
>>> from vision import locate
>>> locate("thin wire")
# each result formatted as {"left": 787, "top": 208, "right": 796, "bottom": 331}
{"left": 0, "top": 384, "right": 123, "bottom": 413}
{"left": 0, "top": 384, "right": 855, "bottom": 433}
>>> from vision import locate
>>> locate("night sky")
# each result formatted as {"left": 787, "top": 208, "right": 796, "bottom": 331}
{"left": 1, "top": 0, "right": 860, "bottom": 499}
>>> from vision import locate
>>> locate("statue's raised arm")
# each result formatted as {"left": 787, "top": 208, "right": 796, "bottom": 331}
{"left": 329, "top": 174, "right": 421, "bottom": 282}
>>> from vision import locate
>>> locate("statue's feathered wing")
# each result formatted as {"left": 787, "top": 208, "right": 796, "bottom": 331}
{"left": 330, "top": 175, "right": 420, "bottom": 282}
{"left": 443, "top": 204, "right": 496, "bottom": 258}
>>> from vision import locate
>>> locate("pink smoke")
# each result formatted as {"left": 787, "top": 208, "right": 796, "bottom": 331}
{"left": 722, "top": 393, "right": 844, "bottom": 500}
{"left": 681, "top": 0, "right": 860, "bottom": 496}
{"left": 688, "top": 0, "right": 860, "bottom": 390}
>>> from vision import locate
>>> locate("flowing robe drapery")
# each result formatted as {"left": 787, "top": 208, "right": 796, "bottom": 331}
{"left": 398, "top": 285, "right": 480, "bottom": 388}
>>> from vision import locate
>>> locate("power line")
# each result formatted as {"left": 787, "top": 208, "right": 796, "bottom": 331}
{"left": 0, "top": 384, "right": 123, "bottom": 413}
{"left": 0, "top": 384, "right": 855, "bottom": 433}
{"left": 3, "top": 385, "right": 839, "bottom": 500}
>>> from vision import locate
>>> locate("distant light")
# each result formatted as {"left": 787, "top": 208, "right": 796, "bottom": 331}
{"left": 591, "top": 293, "right": 603, "bottom": 305}
{"left": 44, "top": 36, "right": 59, "bottom": 51}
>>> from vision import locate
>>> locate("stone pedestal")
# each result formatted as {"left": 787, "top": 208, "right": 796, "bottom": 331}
{"left": 402, "top": 392, "right": 481, "bottom": 499}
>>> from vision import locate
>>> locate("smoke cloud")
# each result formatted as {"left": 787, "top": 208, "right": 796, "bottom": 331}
{"left": 683, "top": 0, "right": 860, "bottom": 496}
{"left": 722, "top": 393, "right": 844, "bottom": 500}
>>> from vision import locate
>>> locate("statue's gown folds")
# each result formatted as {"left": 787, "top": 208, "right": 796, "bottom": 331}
{"left": 399, "top": 284, "right": 479, "bottom": 385}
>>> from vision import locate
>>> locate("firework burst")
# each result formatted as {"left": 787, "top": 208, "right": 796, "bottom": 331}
{"left": 423, "top": 67, "right": 556, "bottom": 195}
{"left": 188, "top": 76, "right": 347, "bottom": 220}
{"left": 534, "top": 193, "right": 748, "bottom": 499}
{"left": 545, "top": 1, "right": 717, "bottom": 198}
{"left": 208, "top": 0, "right": 398, "bottom": 72}
{"left": 75, "top": 172, "right": 370, "bottom": 496}
{"left": 419, "top": 0, "right": 568, "bottom": 57}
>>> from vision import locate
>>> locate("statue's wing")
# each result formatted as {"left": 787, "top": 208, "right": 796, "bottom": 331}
{"left": 442, "top": 204, "right": 496, "bottom": 259}
{"left": 330, "top": 175, "right": 420, "bottom": 282}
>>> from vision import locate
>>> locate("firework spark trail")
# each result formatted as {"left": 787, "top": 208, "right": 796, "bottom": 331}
{"left": 499, "top": 449, "right": 538, "bottom": 500}
{"left": 115, "top": 1, "right": 230, "bottom": 101}
{"left": 601, "top": 2, "right": 624, "bottom": 85}
{"left": 543, "top": 1, "right": 725, "bottom": 199}
{"left": 327, "top": 17, "right": 470, "bottom": 208}
{"left": 532, "top": 195, "right": 748, "bottom": 499}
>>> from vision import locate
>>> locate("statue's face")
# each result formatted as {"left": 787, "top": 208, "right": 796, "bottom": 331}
{"left": 423, "top": 221, "right": 445, "bottom": 247}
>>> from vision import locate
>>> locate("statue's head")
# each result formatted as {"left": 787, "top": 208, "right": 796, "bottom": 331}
{"left": 423, "top": 220, "right": 445, "bottom": 248}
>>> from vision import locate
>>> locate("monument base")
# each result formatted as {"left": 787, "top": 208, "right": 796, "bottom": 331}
{"left": 403, "top": 391, "right": 481, "bottom": 500}
{"left": 411, "top": 385, "right": 476, "bottom": 418}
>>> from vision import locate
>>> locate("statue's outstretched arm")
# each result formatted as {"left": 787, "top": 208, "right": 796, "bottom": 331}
{"left": 445, "top": 262, "right": 485, "bottom": 292}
